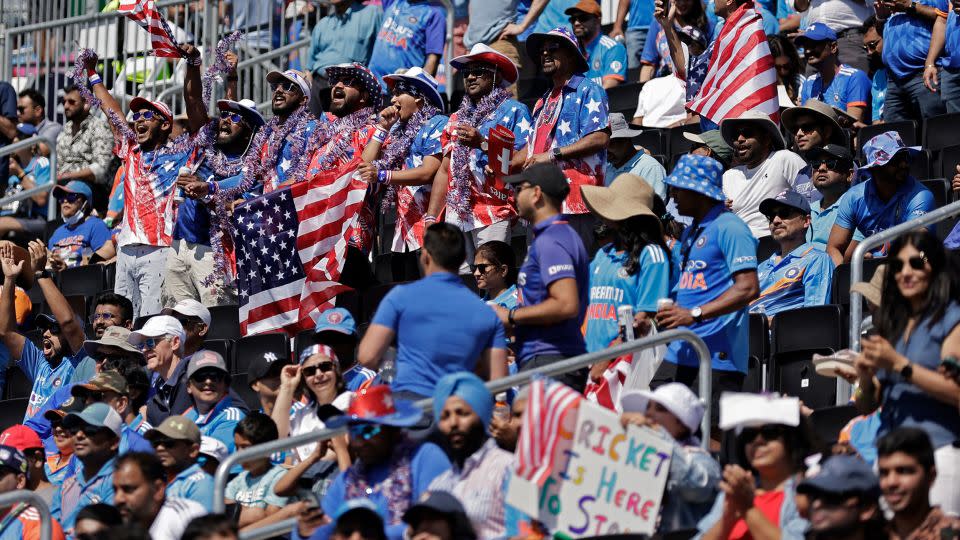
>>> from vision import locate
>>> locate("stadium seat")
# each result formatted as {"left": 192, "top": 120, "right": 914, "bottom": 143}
{"left": 857, "top": 120, "right": 917, "bottom": 159}
{"left": 361, "top": 283, "right": 398, "bottom": 324}
{"left": 922, "top": 112, "right": 960, "bottom": 151}
{"left": 373, "top": 253, "right": 394, "bottom": 284}
{"left": 666, "top": 124, "right": 702, "bottom": 158}
{"left": 935, "top": 143, "right": 960, "bottom": 179}
{"left": 747, "top": 313, "right": 770, "bottom": 392}
{"left": 757, "top": 236, "right": 779, "bottom": 263}
{"left": 233, "top": 332, "right": 289, "bottom": 376}
{"left": 202, "top": 339, "right": 234, "bottom": 373}
{"left": 335, "top": 290, "right": 361, "bottom": 322}
{"left": 770, "top": 305, "right": 844, "bottom": 409}
{"left": 606, "top": 83, "right": 643, "bottom": 116}
{"left": 910, "top": 149, "right": 932, "bottom": 180}
{"left": 0, "top": 399, "right": 27, "bottom": 430}
{"left": 230, "top": 377, "right": 261, "bottom": 411}
{"left": 102, "top": 262, "right": 117, "bottom": 290}
{"left": 4, "top": 367, "right": 30, "bottom": 400}
{"left": 26, "top": 284, "right": 43, "bottom": 305}
{"left": 633, "top": 129, "right": 664, "bottom": 156}
{"left": 42, "top": 220, "right": 62, "bottom": 244}
{"left": 809, "top": 404, "right": 860, "bottom": 445}
{"left": 65, "top": 294, "right": 88, "bottom": 321}
{"left": 294, "top": 329, "right": 313, "bottom": 362}
{"left": 57, "top": 264, "right": 105, "bottom": 298}
{"left": 207, "top": 305, "right": 241, "bottom": 341}
{"left": 921, "top": 178, "right": 949, "bottom": 209}
{"left": 831, "top": 258, "right": 885, "bottom": 308}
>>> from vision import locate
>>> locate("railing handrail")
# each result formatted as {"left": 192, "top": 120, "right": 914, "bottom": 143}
{"left": 213, "top": 328, "right": 713, "bottom": 515}
{"left": 2, "top": 0, "right": 195, "bottom": 36}
{"left": 0, "top": 135, "right": 58, "bottom": 220}
{"left": 0, "top": 490, "right": 53, "bottom": 540}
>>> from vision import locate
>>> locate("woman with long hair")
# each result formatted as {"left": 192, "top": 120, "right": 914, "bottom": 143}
{"left": 474, "top": 240, "right": 518, "bottom": 309}
{"left": 854, "top": 230, "right": 960, "bottom": 513}
{"left": 639, "top": 0, "right": 713, "bottom": 81}
{"left": 768, "top": 35, "right": 804, "bottom": 105}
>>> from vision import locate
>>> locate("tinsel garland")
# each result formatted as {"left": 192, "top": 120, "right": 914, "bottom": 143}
{"left": 344, "top": 438, "right": 415, "bottom": 524}
{"left": 374, "top": 104, "right": 440, "bottom": 212}
{"left": 305, "top": 107, "right": 376, "bottom": 172}
{"left": 201, "top": 30, "right": 244, "bottom": 105}
{"left": 448, "top": 86, "right": 512, "bottom": 222}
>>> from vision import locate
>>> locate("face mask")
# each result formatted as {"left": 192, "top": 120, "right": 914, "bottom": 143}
{"left": 64, "top": 206, "right": 86, "bottom": 226}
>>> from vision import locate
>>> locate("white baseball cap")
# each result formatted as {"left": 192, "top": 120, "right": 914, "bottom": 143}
{"left": 162, "top": 299, "right": 212, "bottom": 326}
{"left": 620, "top": 383, "right": 705, "bottom": 432}
{"left": 199, "top": 436, "right": 228, "bottom": 463}
{"left": 129, "top": 315, "right": 186, "bottom": 345}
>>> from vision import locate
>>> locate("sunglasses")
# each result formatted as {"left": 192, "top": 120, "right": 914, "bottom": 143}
{"left": 890, "top": 253, "right": 927, "bottom": 273}
{"left": 89, "top": 312, "right": 119, "bottom": 323}
{"left": 333, "top": 76, "right": 362, "bottom": 89}
{"left": 809, "top": 157, "right": 850, "bottom": 171}
{"left": 461, "top": 66, "right": 495, "bottom": 79}
{"left": 136, "top": 336, "right": 170, "bottom": 352}
{"left": 190, "top": 370, "right": 228, "bottom": 384}
{"left": 511, "top": 182, "right": 534, "bottom": 194}
{"left": 301, "top": 361, "right": 335, "bottom": 377}
{"left": 741, "top": 424, "right": 787, "bottom": 443}
{"left": 472, "top": 263, "right": 495, "bottom": 274}
{"left": 150, "top": 437, "right": 188, "bottom": 449}
{"left": 813, "top": 491, "right": 858, "bottom": 507}
{"left": 794, "top": 122, "right": 820, "bottom": 134}
{"left": 270, "top": 80, "right": 299, "bottom": 93}
{"left": 766, "top": 207, "right": 802, "bottom": 221}
{"left": 58, "top": 193, "right": 84, "bottom": 204}
{"left": 131, "top": 110, "right": 158, "bottom": 122}
{"left": 68, "top": 424, "right": 110, "bottom": 437}
{"left": 348, "top": 423, "right": 382, "bottom": 441}
{"left": 219, "top": 111, "right": 243, "bottom": 123}
{"left": 568, "top": 13, "right": 595, "bottom": 23}
{"left": 862, "top": 39, "right": 881, "bottom": 52}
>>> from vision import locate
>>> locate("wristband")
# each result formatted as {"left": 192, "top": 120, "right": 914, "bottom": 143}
{"left": 88, "top": 73, "right": 102, "bottom": 87}
{"left": 376, "top": 169, "right": 392, "bottom": 185}
{"left": 186, "top": 55, "right": 202, "bottom": 67}
{"left": 202, "top": 179, "right": 219, "bottom": 203}
{"left": 423, "top": 215, "right": 437, "bottom": 224}
{"left": 87, "top": 68, "right": 98, "bottom": 77}
{"left": 373, "top": 127, "right": 389, "bottom": 144}
{"left": 508, "top": 307, "right": 518, "bottom": 326}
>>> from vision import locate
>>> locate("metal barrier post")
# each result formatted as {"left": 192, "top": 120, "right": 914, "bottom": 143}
{"left": 0, "top": 490, "right": 53, "bottom": 540}
{"left": 842, "top": 199, "right": 960, "bottom": 404}
{"left": 214, "top": 328, "right": 712, "bottom": 516}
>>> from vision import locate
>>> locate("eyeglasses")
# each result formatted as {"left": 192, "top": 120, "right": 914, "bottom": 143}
{"left": 58, "top": 193, "right": 84, "bottom": 204}
{"left": 67, "top": 423, "right": 110, "bottom": 437}
{"left": 809, "top": 157, "right": 850, "bottom": 171}
{"left": 862, "top": 39, "right": 881, "bottom": 52}
{"left": 136, "top": 336, "right": 170, "bottom": 352}
{"left": 131, "top": 110, "right": 157, "bottom": 122}
{"left": 219, "top": 111, "right": 243, "bottom": 123}
{"left": 472, "top": 263, "right": 494, "bottom": 274}
{"left": 270, "top": 80, "right": 299, "bottom": 93}
{"left": 765, "top": 207, "right": 802, "bottom": 221}
{"left": 890, "top": 252, "right": 928, "bottom": 273}
{"left": 348, "top": 423, "right": 382, "bottom": 441}
{"left": 794, "top": 122, "right": 820, "bottom": 134}
{"left": 460, "top": 67, "right": 495, "bottom": 79}
{"left": 301, "top": 361, "right": 335, "bottom": 377}
{"left": 511, "top": 182, "right": 534, "bottom": 194}
{"left": 741, "top": 424, "right": 787, "bottom": 443}
{"left": 52, "top": 425, "right": 70, "bottom": 438}
{"left": 89, "top": 312, "right": 119, "bottom": 324}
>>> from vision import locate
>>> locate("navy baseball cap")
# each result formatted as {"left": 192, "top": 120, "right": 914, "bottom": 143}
{"left": 795, "top": 23, "right": 837, "bottom": 47}
{"left": 798, "top": 455, "right": 880, "bottom": 498}
{"left": 0, "top": 445, "right": 28, "bottom": 475}
{"left": 759, "top": 189, "right": 811, "bottom": 217}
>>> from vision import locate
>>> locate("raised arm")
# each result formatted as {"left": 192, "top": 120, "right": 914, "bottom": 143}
{"left": 83, "top": 53, "right": 129, "bottom": 142}
{"left": 29, "top": 241, "right": 85, "bottom": 355}
{"left": 0, "top": 247, "right": 26, "bottom": 360}
{"left": 180, "top": 44, "right": 210, "bottom": 134}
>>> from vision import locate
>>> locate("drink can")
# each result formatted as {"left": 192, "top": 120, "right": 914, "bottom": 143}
{"left": 614, "top": 34, "right": 625, "bottom": 43}
{"left": 657, "top": 298, "right": 675, "bottom": 311}
{"left": 617, "top": 305, "right": 635, "bottom": 341}
{"left": 175, "top": 166, "right": 192, "bottom": 204}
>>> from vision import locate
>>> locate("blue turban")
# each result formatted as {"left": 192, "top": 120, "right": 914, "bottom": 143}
{"left": 432, "top": 372, "right": 494, "bottom": 429}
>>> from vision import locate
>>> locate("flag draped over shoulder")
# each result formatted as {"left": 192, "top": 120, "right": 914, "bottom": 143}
{"left": 234, "top": 155, "right": 368, "bottom": 336}
{"left": 686, "top": 2, "right": 779, "bottom": 124}
{"left": 515, "top": 378, "right": 583, "bottom": 485}
{"left": 118, "top": 0, "right": 182, "bottom": 58}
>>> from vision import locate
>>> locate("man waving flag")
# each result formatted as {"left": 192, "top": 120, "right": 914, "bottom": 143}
{"left": 118, "top": 0, "right": 182, "bottom": 58}
{"left": 686, "top": 2, "right": 778, "bottom": 124}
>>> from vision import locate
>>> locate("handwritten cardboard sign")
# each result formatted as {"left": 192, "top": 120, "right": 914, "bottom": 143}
{"left": 506, "top": 399, "right": 673, "bottom": 537}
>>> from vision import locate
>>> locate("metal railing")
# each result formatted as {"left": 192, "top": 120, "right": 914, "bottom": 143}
{"left": 841, "top": 199, "right": 960, "bottom": 403}
{"left": 218, "top": 328, "right": 713, "bottom": 540}
{"left": 0, "top": 490, "right": 53, "bottom": 540}
{"left": 0, "top": 135, "right": 58, "bottom": 221}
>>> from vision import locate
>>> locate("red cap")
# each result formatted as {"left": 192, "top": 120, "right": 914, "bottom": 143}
{"left": 348, "top": 385, "right": 398, "bottom": 419}
{"left": 0, "top": 425, "right": 43, "bottom": 452}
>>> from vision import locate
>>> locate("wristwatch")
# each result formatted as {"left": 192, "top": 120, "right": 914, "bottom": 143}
{"left": 34, "top": 269, "right": 53, "bottom": 281}
{"left": 900, "top": 362, "right": 914, "bottom": 382}
{"left": 691, "top": 306, "right": 703, "bottom": 323}
{"left": 907, "top": 0, "right": 918, "bottom": 13}
{"left": 552, "top": 147, "right": 563, "bottom": 161}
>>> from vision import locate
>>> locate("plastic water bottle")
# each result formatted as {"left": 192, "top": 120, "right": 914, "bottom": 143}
{"left": 379, "top": 347, "right": 397, "bottom": 384}
{"left": 175, "top": 166, "right": 191, "bottom": 205}
{"left": 493, "top": 392, "right": 510, "bottom": 421}
{"left": 618, "top": 305, "right": 635, "bottom": 341}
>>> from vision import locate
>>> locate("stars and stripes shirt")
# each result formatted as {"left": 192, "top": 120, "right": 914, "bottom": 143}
{"left": 441, "top": 98, "right": 532, "bottom": 231}
{"left": 391, "top": 114, "right": 447, "bottom": 252}
{"left": 527, "top": 75, "right": 609, "bottom": 215}
{"left": 261, "top": 119, "right": 320, "bottom": 194}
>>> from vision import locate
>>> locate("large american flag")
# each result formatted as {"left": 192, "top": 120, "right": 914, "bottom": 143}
{"left": 234, "top": 155, "right": 367, "bottom": 336}
{"left": 515, "top": 378, "right": 583, "bottom": 485}
{"left": 686, "top": 2, "right": 779, "bottom": 124}
{"left": 118, "top": 0, "right": 181, "bottom": 58}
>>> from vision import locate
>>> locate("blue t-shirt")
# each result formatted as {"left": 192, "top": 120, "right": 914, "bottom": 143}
{"left": 167, "top": 463, "right": 215, "bottom": 510}
{"left": 51, "top": 456, "right": 116, "bottom": 532}
{"left": 0, "top": 83, "right": 16, "bottom": 181}
{"left": 343, "top": 364, "right": 378, "bottom": 391}
{"left": 372, "top": 272, "right": 506, "bottom": 398}
{"left": 486, "top": 285, "right": 519, "bottom": 310}
{"left": 871, "top": 68, "right": 887, "bottom": 123}
{"left": 750, "top": 243, "right": 833, "bottom": 317}
{"left": 881, "top": 0, "right": 948, "bottom": 79}
{"left": 515, "top": 215, "right": 590, "bottom": 363}
{"left": 368, "top": 0, "right": 447, "bottom": 81}
{"left": 666, "top": 205, "right": 758, "bottom": 373}
{"left": 584, "top": 34, "right": 628, "bottom": 85}
{"left": 799, "top": 64, "right": 871, "bottom": 111}
{"left": 119, "top": 424, "right": 154, "bottom": 454}
{"left": 5, "top": 156, "right": 52, "bottom": 219}
{"left": 945, "top": 11, "right": 960, "bottom": 69}
{"left": 642, "top": 19, "right": 715, "bottom": 76}
{"left": 584, "top": 243, "right": 670, "bottom": 353}
{"left": 706, "top": 2, "right": 778, "bottom": 37}
{"left": 532, "top": 0, "right": 580, "bottom": 33}
{"left": 834, "top": 176, "right": 935, "bottom": 256}
{"left": 173, "top": 146, "right": 246, "bottom": 245}
{"left": 19, "top": 340, "right": 84, "bottom": 421}
{"left": 808, "top": 198, "right": 864, "bottom": 248}
{"left": 878, "top": 301, "right": 960, "bottom": 449}
{"left": 47, "top": 216, "right": 112, "bottom": 269}
{"left": 628, "top": 0, "right": 655, "bottom": 30}
{"left": 183, "top": 396, "right": 247, "bottom": 453}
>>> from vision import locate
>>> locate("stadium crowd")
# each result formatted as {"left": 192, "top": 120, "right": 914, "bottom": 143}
{"left": 0, "top": 0, "right": 958, "bottom": 538}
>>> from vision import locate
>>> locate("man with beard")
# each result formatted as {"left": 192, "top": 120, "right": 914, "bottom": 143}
{"left": 826, "top": 132, "right": 935, "bottom": 264}
{"left": 424, "top": 44, "right": 531, "bottom": 272}
{"left": 861, "top": 17, "right": 887, "bottom": 124}
{"left": 780, "top": 99, "right": 847, "bottom": 203}
{"left": 256, "top": 69, "right": 320, "bottom": 194}
{"left": 796, "top": 455, "right": 885, "bottom": 540}
{"left": 516, "top": 26, "right": 611, "bottom": 251}
{"left": 83, "top": 54, "right": 194, "bottom": 319}
{"left": 793, "top": 23, "right": 871, "bottom": 123}
{"left": 358, "top": 67, "right": 448, "bottom": 279}
{"left": 806, "top": 144, "right": 861, "bottom": 248}
{"left": 72, "top": 370, "right": 154, "bottom": 454}
{"left": 55, "top": 85, "right": 113, "bottom": 187}
{"left": 90, "top": 293, "right": 135, "bottom": 339}
{"left": 567, "top": 0, "right": 628, "bottom": 88}
{"left": 428, "top": 372, "right": 513, "bottom": 539}
{"left": 112, "top": 452, "right": 206, "bottom": 540}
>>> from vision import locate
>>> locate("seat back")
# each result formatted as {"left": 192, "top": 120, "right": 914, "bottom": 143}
{"left": 922, "top": 112, "right": 960, "bottom": 151}
{"left": 361, "top": 283, "right": 399, "bottom": 324}
{"left": 666, "top": 124, "right": 702, "bottom": 158}
{"left": 808, "top": 404, "right": 860, "bottom": 445}
{"left": 58, "top": 265, "right": 105, "bottom": 298}
{"left": 234, "top": 333, "right": 290, "bottom": 376}
{"left": 207, "top": 305, "right": 241, "bottom": 341}
{"left": 831, "top": 259, "right": 885, "bottom": 307}
{"left": 202, "top": 339, "right": 234, "bottom": 373}
{"left": 770, "top": 305, "right": 844, "bottom": 409}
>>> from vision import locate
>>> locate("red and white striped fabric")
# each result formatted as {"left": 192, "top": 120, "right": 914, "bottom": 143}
{"left": 515, "top": 378, "right": 583, "bottom": 485}
{"left": 584, "top": 354, "right": 634, "bottom": 411}
{"left": 118, "top": 0, "right": 181, "bottom": 58}
{"left": 392, "top": 186, "right": 429, "bottom": 252}
{"left": 235, "top": 154, "right": 368, "bottom": 336}
{"left": 686, "top": 2, "right": 779, "bottom": 124}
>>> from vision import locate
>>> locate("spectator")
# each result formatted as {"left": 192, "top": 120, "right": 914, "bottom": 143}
{"left": 0, "top": 444, "right": 65, "bottom": 540}
{"left": 425, "top": 44, "right": 530, "bottom": 270}
{"left": 322, "top": 386, "right": 451, "bottom": 536}
{"left": 52, "top": 402, "right": 122, "bottom": 532}
{"left": 531, "top": 0, "right": 580, "bottom": 35}
{"left": 611, "top": 0, "right": 655, "bottom": 71}
{"left": 640, "top": 0, "right": 712, "bottom": 82}
{"left": 246, "top": 350, "right": 293, "bottom": 416}
{"left": 930, "top": 3, "right": 960, "bottom": 112}
{"left": 696, "top": 395, "right": 816, "bottom": 539}
{"left": 401, "top": 491, "right": 478, "bottom": 540}
{"left": 223, "top": 0, "right": 279, "bottom": 53}
{"left": 112, "top": 452, "right": 207, "bottom": 540}
{"left": 861, "top": 17, "right": 887, "bottom": 123}
{"left": 497, "top": 164, "right": 590, "bottom": 392}
{"left": 259, "top": 69, "right": 319, "bottom": 191}
{"left": 793, "top": 24, "right": 871, "bottom": 122}
{"left": 182, "top": 350, "right": 246, "bottom": 453}
{"left": 133, "top": 316, "right": 187, "bottom": 425}
{"left": 16, "top": 89, "right": 61, "bottom": 145}
{"left": 1, "top": 123, "right": 51, "bottom": 239}
{"left": 567, "top": 0, "right": 628, "bottom": 88}
{"left": 226, "top": 413, "right": 302, "bottom": 531}
{"left": 313, "top": 308, "right": 375, "bottom": 392}
{"left": 274, "top": 344, "right": 353, "bottom": 463}
{"left": 0, "top": 81, "right": 17, "bottom": 181}
{"left": 768, "top": 35, "right": 804, "bottom": 105}
{"left": 806, "top": 144, "right": 860, "bottom": 248}
{"left": 307, "top": 0, "right": 383, "bottom": 116}
{"left": 581, "top": 173, "right": 670, "bottom": 387}
{"left": 791, "top": 0, "right": 874, "bottom": 75}
{"left": 685, "top": 130, "right": 734, "bottom": 167}
{"left": 520, "top": 26, "right": 611, "bottom": 247}
{"left": 358, "top": 223, "right": 507, "bottom": 401}
{"left": 878, "top": 0, "right": 947, "bottom": 121}
{"left": 144, "top": 415, "right": 214, "bottom": 510}
{"left": 475, "top": 240, "right": 519, "bottom": 309}
{"left": 89, "top": 293, "right": 135, "bottom": 339}
{"left": 604, "top": 113, "right": 667, "bottom": 197}
{"left": 489, "top": 385, "right": 527, "bottom": 452}
{"left": 56, "top": 85, "right": 114, "bottom": 187}
{"left": 464, "top": 0, "right": 549, "bottom": 97}
{"left": 796, "top": 455, "right": 885, "bottom": 540}
{"left": 781, "top": 99, "right": 849, "bottom": 158}
{"left": 39, "top": 396, "right": 83, "bottom": 487}
{"left": 654, "top": 155, "right": 759, "bottom": 429}
{"left": 304, "top": 498, "right": 388, "bottom": 540}
{"left": 181, "top": 514, "right": 239, "bottom": 540}
{"left": 750, "top": 190, "right": 834, "bottom": 317}
{"left": 826, "top": 132, "right": 935, "bottom": 264}
{"left": 71, "top": 370, "right": 153, "bottom": 454}
{"left": 73, "top": 504, "right": 122, "bottom": 539}
{"left": 877, "top": 428, "right": 960, "bottom": 538}
{"left": 368, "top": 0, "right": 447, "bottom": 80}
{"left": 620, "top": 384, "right": 721, "bottom": 533}
{"left": 720, "top": 110, "right": 810, "bottom": 238}
{"left": 429, "top": 372, "right": 513, "bottom": 538}
{"left": 198, "top": 436, "right": 228, "bottom": 477}
{"left": 0, "top": 424, "right": 54, "bottom": 505}
{"left": 47, "top": 181, "right": 114, "bottom": 270}
{"left": 854, "top": 231, "right": 960, "bottom": 513}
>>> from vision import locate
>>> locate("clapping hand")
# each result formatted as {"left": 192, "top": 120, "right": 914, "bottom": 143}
{"left": 721, "top": 465, "right": 756, "bottom": 515}
{"left": 28, "top": 239, "right": 47, "bottom": 272}
{"left": 0, "top": 256, "right": 23, "bottom": 281}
